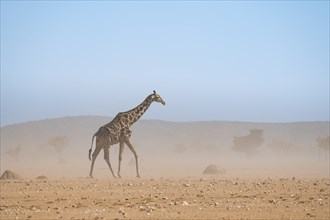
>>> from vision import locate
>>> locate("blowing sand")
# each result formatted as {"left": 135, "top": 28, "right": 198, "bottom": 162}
{"left": 1, "top": 118, "right": 329, "bottom": 219}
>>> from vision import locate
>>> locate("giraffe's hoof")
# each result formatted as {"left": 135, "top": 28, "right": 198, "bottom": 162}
{"left": 89, "top": 174, "right": 93, "bottom": 179}
{"left": 136, "top": 174, "right": 141, "bottom": 178}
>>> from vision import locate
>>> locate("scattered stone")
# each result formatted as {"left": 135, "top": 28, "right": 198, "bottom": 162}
{"left": 182, "top": 201, "right": 189, "bottom": 206}
{"left": 0, "top": 170, "right": 22, "bottom": 180}
{"left": 183, "top": 183, "right": 190, "bottom": 187}
{"left": 269, "top": 199, "right": 277, "bottom": 204}
{"left": 119, "top": 207, "right": 126, "bottom": 216}
{"left": 36, "top": 175, "right": 48, "bottom": 180}
{"left": 139, "top": 204, "right": 156, "bottom": 215}
{"left": 306, "top": 213, "right": 316, "bottom": 217}
{"left": 145, "top": 206, "right": 155, "bottom": 214}
{"left": 202, "top": 165, "right": 226, "bottom": 175}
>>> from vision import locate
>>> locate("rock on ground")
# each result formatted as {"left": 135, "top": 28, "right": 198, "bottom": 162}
{"left": 0, "top": 170, "right": 23, "bottom": 180}
{"left": 202, "top": 164, "right": 226, "bottom": 175}
{"left": 36, "top": 175, "right": 48, "bottom": 180}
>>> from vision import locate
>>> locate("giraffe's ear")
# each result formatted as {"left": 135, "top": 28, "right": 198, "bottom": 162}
{"left": 153, "top": 90, "right": 156, "bottom": 95}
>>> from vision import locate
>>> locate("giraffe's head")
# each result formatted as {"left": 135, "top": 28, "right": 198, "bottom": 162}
{"left": 152, "top": 90, "right": 165, "bottom": 105}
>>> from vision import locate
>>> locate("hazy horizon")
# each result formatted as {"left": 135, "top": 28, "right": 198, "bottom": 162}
{"left": 1, "top": 1, "right": 329, "bottom": 126}
{"left": 1, "top": 114, "right": 330, "bottom": 128}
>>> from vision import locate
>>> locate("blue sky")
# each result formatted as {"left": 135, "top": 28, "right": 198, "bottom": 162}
{"left": 1, "top": 1, "right": 329, "bottom": 125}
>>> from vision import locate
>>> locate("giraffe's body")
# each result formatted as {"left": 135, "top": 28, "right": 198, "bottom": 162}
{"left": 89, "top": 91, "right": 165, "bottom": 178}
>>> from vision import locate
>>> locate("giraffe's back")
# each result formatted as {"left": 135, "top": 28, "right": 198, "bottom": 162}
{"left": 99, "top": 113, "right": 131, "bottom": 145}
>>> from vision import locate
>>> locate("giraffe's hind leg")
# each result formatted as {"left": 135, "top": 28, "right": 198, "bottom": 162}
{"left": 125, "top": 140, "right": 140, "bottom": 178}
{"left": 89, "top": 145, "right": 102, "bottom": 178}
{"left": 104, "top": 147, "right": 117, "bottom": 178}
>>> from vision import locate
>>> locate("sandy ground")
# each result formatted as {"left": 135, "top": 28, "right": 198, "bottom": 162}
{"left": 1, "top": 177, "right": 329, "bottom": 220}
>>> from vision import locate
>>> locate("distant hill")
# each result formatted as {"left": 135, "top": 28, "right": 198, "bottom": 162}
{"left": 1, "top": 116, "right": 329, "bottom": 178}
{"left": 1, "top": 116, "right": 328, "bottom": 152}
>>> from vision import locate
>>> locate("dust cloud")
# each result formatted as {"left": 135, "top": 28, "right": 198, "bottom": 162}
{"left": 1, "top": 117, "right": 329, "bottom": 179}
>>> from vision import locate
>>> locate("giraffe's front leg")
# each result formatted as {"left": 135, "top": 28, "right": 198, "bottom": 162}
{"left": 117, "top": 141, "right": 124, "bottom": 178}
{"left": 125, "top": 140, "right": 140, "bottom": 178}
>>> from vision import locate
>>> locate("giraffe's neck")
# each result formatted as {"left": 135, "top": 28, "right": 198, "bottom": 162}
{"left": 126, "top": 95, "right": 153, "bottom": 126}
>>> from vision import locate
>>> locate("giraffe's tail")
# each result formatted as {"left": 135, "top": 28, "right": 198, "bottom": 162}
{"left": 89, "top": 133, "right": 97, "bottom": 161}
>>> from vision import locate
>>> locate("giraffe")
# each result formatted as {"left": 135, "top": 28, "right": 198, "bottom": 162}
{"left": 88, "top": 90, "right": 165, "bottom": 178}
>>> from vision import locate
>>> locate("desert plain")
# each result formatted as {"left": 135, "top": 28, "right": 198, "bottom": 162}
{"left": 1, "top": 117, "right": 329, "bottom": 219}
{"left": 1, "top": 175, "right": 330, "bottom": 220}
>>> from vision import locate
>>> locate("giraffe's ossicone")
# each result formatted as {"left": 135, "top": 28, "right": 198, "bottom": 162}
{"left": 88, "top": 90, "right": 165, "bottom": 178}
